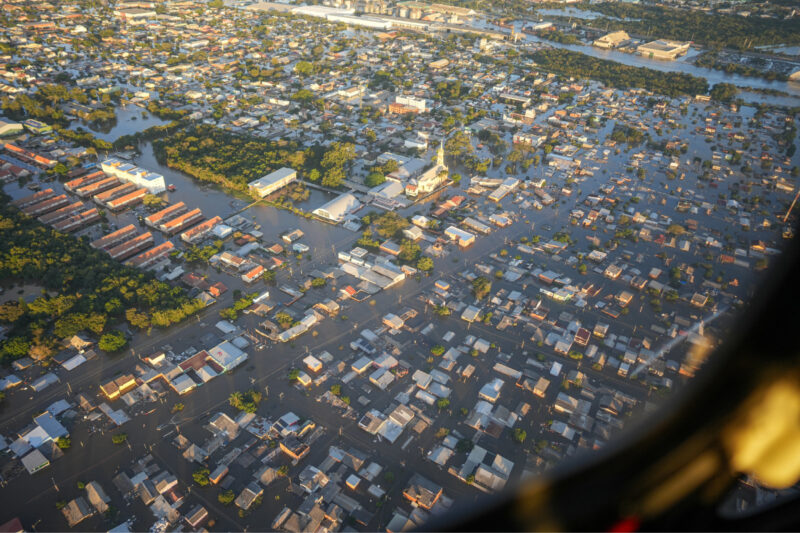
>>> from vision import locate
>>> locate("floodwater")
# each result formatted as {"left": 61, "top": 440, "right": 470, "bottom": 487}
{"left": 133, "top": 142, "right": 358, "bottom": 259}
{"left": 535, "top": 8, "right": 629, "bottom": 21}
{"left": 67, "top": 103, "right": 170, "bottom": 142}
{"left": 474, "top": 18, "right": 800, "bottom": 100}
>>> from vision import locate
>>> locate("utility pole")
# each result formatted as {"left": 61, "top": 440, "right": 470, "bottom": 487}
{"left": 782, "top": 188, "right": 800, "bottom": 223}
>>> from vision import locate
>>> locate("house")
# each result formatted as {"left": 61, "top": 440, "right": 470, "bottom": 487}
{"left": 100, "top": 374, "right": 136, "bottom": 400}
{"left": 280, "top": 435, "right": 310, "bottom": 460}
{"left": 303, "top": 355, "right": 323, "bottom": 373}
{"left": 184, "top": 505, "right": 209, "bottom": 529}
{"left": 382, "top": 313, "right": 404, "bottom": 330}
{"left": 207, "top": 341, "right": 247, "bottom": 372}
{"left": 444, "top": 225, "right": 476, "bottom": 247}
{"left": 380, "top": 240, "right": 401, "bottom": 256}
{"left": 403, "top": 474, "right": 443, "bottom": 510}
{"left": 61, "top": 497, "right": 93, "bottom": 527}
{"left": 479, "top": 378, "right": 504, "bottom": 403}
{"left": 242, "top": 264, "right": 265, "bottom": 283}
{"left": 461, "top": 305, "right": 482, "bottom": 323}
{"left": 690, "top": 293, "right": 708, "bottom": 307}
{"left": 85, "top": 481, "right": 110, "bottom": 513}
{"left": 235, "top": 482, "right": 264, "bottom": 510}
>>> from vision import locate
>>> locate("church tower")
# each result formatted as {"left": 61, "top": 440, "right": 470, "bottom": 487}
{"left": 436, "top": 139, "right": 446, "bottom": 169}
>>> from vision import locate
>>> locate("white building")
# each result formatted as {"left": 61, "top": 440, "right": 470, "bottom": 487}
{"left": 248, "top": 167, "right": 297, "bottom": 198}
{"left": 101, "top": 159, "right": 166, "bottom": 193}
{"left": 313, "top": 193, "right": 361, "bottom": 223}
{"left": 395, "top": 95, "right": 427, "bottom": 113}
{"left": 637, "top": 40, "right": 691, "bottom": 60}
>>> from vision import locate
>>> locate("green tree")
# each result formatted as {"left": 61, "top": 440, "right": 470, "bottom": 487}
{"left": 472, "top": 276, "right": 492, "bottom": 299}
{"left": 417, "top": 256, "right": 434, "bottom": 272}
{"left": 294, "top": 61, "right": 314, "bottom": 77}
{"left": 193, "top": 468, "right": 210, "bottom": 486}
{"left": 98, "top": 331, "right": 127, "bottom": 352}
{"left": 365, "top": 172, "right": 385, "bottom": 188}
{"left": 262, "top": 269, "right": 276, "bottom": 284}
{"left": 398, "top": 239, "right": 421, "bottom": 263}
{"left": 228, "top": 389, "right": 262, "bottom": 413}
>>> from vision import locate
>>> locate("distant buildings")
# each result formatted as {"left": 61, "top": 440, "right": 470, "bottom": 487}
{"left": 0, "top": 119, "right": 23, "bottom": 137}
{"left": 637, "top": 40, "right": 691, "bottom": 60}
{"left": 593, "top": 30, "right": 631, "bottom": 49}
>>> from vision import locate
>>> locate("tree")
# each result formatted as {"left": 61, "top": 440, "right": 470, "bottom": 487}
{"left": 294, "top": 61, "right": 314, "bottom": 77}
{"left": 291, "top": 89, "right": 315, "bottom": 103}
{"left": 193, "top": 468, "right": 211, "bottom": 486}
{"left": 431, "top": 345, "right": 445, "bottom": 356}
{"left": 142, "top": 194, "right": 166, "bottom": 208}
{"left": 98, "top": 331, "right": 127, "bottom": 353}
{"left": 398, "top": 239, "right": 421, "bottom": 263}
{"left": 433, "top": 304, "right": 450, "bottom": 317}
{"left": 667, "top": 224, "right": 686, "bottom": 236}
{"left": 218, "top": 490, "right": 235, "bottom": 505}
{"left": 229, "top": 389, "right": 262, "bottom": 413}
{"left": 111, "top": 433, "right": 127, "bottom": 444}
{"left": 436, "top": 397, "right": 450, "bottom": 410}
{"left": 513, "top": 428, "right": 527, "bottom": 444}
{"left": 311, "top": 277, "right": 326, "bottom": 288}
{"left": 710, "top": 83, "right": 738, "bottom": 103}
{"left": 365, "top": 172, "right": 385, "bottom": 188}
{"left": 288, "top": 368, "right": 300, "bottom": 382}
{"left": 456, "top": 439, "right": 474, "bottom": 453}
{"left": 262, "top": 269, "right": 276, "bottom": 283}
{"left": 330, "top": 384, "right": 341, "bottom": 396}
{"left": 56, "top": 437, "right": 71, "bottom": 449}
{"left": 373, "top": 212, "right": 409, "bottom": 239}
{"left": 275, "top": 311, "right": 293, "bottom": 328}
{"left": 321, "top": 166, "right": 345, "bottom": 188}
{"left": 417, "top": 256, "right": 434, "bottom": 272}
{"left": 472, "top": 276, "right": 492, "bottom": 299}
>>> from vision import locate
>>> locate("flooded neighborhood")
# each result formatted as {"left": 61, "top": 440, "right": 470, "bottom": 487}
{"left": 0, "top": 0, "right": 798, "bottom": 531}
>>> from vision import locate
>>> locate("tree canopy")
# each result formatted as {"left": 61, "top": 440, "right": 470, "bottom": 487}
{"left": 0, "top": 197, "right": 202, "bottom": 365}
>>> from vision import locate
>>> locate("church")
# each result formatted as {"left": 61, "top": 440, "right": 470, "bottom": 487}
{"left": 405, "top": 141, "right": 448, "bottom": 198}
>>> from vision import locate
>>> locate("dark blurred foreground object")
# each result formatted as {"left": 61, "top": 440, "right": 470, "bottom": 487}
{"left": 423, "top": 228, "right": 800, "bottom": 532}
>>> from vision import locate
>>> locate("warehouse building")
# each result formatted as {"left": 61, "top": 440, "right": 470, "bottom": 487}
{"left": 248, "top": 168, "right": 297, "bottom": 198}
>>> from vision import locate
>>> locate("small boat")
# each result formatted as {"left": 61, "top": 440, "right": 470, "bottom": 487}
{"left": 167, "top": 184, "right": 176, "bottom": 192}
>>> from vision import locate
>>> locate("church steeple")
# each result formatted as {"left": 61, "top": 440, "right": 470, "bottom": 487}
{"left": 436, "top": 139, "right": 445, "bottom": 168}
